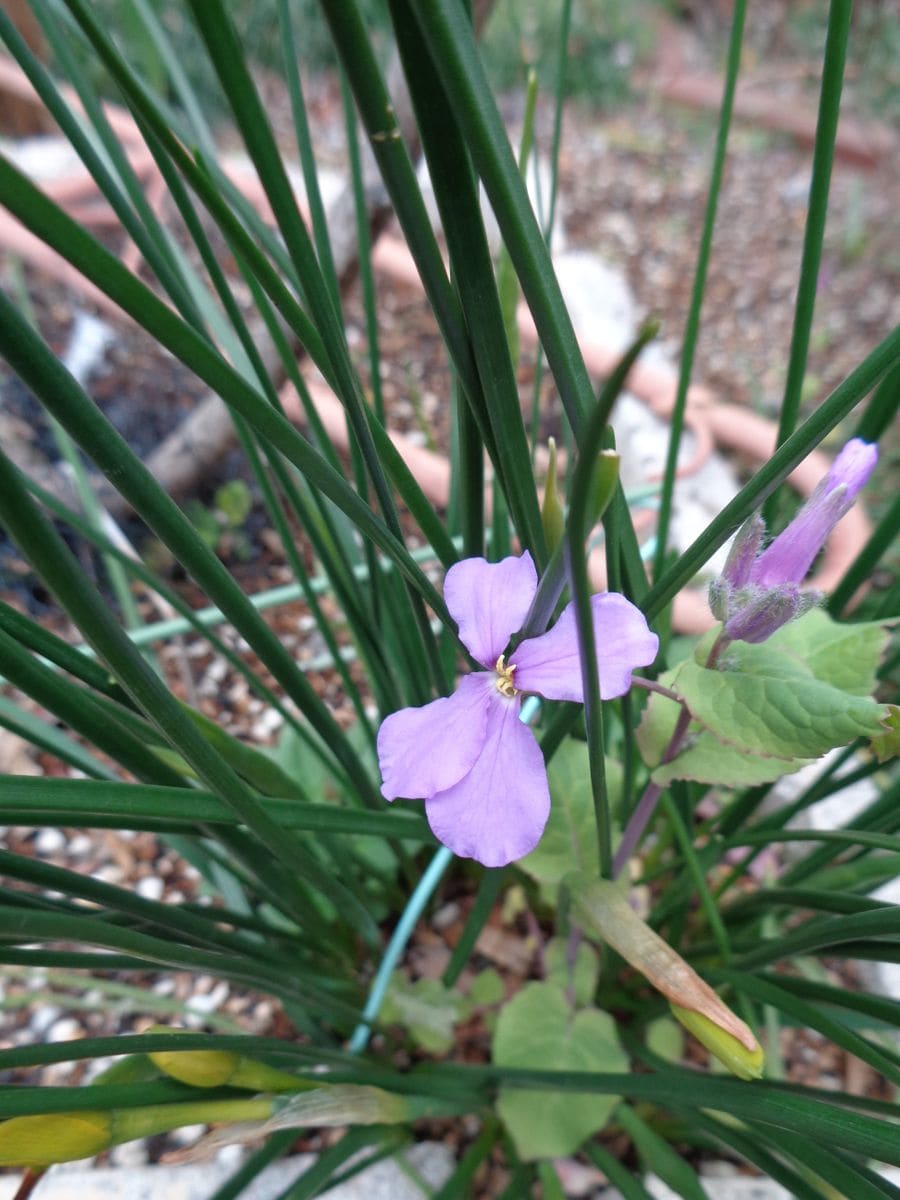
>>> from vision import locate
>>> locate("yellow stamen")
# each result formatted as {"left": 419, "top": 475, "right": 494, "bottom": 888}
{"left": 495, "top": 655, "right": 518, "bottom": 698}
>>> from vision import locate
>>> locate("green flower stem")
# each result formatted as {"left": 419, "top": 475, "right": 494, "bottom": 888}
{"left": 566, "top": 328, "right": 659, "bottom": 876}
{"left": 770, "top": 0, "right": 854, "bottom": 464}
{"left": 652, "top": 0, "right": 747, "bottom": 585}
{"left": 612, "top": 712, "right": 689, "bottom": 880}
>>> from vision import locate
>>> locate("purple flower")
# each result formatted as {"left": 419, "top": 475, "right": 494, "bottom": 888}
{"left": 377, "top": 553, "right": 659, "bottom": 867}
{"left": 710, "top": 438, "right": 878, "bottom": 644}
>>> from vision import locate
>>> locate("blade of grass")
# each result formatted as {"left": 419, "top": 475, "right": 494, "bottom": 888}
{"left": 0, "top": 908, "right": 361, "bottom": 1021}
{"left": 0, "top": 695, "right": 119, "bottom": 781}
{"left": 0, "top": 776, "right": 432, "bottom": 840}
{"left": 566, "top": 326, "right": 659, "bottom": 876}
{"left": 769, "top": 0, "right": 854, "bottom": 465}
{"left": 0, "top": 157, "right": 451, "bottom": 628}
{"left": 408, "top": 0, "right": 597, "bottom": 438}
{"left": 389, "top": 0, "right": 546, "bottom": 563}
{"left": 651, "top": 0, "right": 747, "bottom": 585}
{"left": 0, "top": 443, "right": 382, "bottom": 941}
{"left": 0, "top": 283, "right": 398, "bottom": 804}
{"left": 711, "top": 968, "right": 900, "bottom": 1085}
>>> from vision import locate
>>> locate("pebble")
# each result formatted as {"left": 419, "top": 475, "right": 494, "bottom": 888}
{"left": 136, "top": 876, "right": 165, "bottom": 902}
{"left": 186, "top": 981, "right": 230, "bottom": 1015}
{"left": 47, "top": 1017, "right": 81, "bottom": 1042}
{"left": 30, "top": 1004, "right": 62, "bottom": 1037}
{"left": 35, "top": 827, "right": 66, "bottom": 854}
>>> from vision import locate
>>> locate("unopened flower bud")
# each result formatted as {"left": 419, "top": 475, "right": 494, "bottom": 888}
{"left": 709, "top": 440, "right": 877, "bottom": 645}
{"left": 723, "top": 584, "right": 818, "bottom": 645}
{"left": 541, "top": 437, "right": 565, "bottom": 555}
{"left": 0, "top": 1111, "right": 112, "bottom": 1167}
{"left": 670, "top": 1004, "right": 765, "bottom": 1081}
{"left": 149, "top": 1047, "right": 240, "bottom": 1088}
{"left": 147, "top": 1030, "right": 306, "bottom": 1093}
{"left": 721, "top": 515, "right": 766, "bottom": 590}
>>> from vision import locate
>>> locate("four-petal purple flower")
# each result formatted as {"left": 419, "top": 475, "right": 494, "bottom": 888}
{"left": 377, "top": 553, "right": 658, "bottom": 867}
{"left": 710, "top": 438, "right": 878, "bottom": 643}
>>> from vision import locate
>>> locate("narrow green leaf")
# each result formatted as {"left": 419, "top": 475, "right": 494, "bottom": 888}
{"left": 0, "top": 777, "right": 432, "bottom": 840}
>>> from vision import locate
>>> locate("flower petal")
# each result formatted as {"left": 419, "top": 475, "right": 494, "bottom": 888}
{"left": 443, "top": 552, "right": 538, "bottom": 668}
{"left": 425, "top": 691, "right": 550, "bottom": 867}
{"left": 378, "top": 674, "right": 492, "bottom": 801}
{"left": 514, "top": 592, "right": 658, "bottom": 701}
{"left": 750, "top": 439, "right": 878, "bottom": 588}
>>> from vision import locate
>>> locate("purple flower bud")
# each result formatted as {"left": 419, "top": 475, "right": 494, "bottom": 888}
{"left": 710, "top": 439, "right": 877, "bottom": 645}
{"left": 723, "top": 584, "right": 819, "bottom": 645}
{"left": 750, "top": 439, "right": 877, "bottom": 589}
{"left": 721, "top": 515, "right": 766, "bottom": 590}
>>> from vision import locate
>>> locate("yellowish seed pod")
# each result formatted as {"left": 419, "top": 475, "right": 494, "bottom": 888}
{"left": 541, "top": 437, "right": 565, "bottom": 555}
{"left": 148, "top": 1047, "right": 240, "bottom": 1088}
{"left": 670, "top": 1004, "right": 765, "bottom": 1081}
{"left": 0, "top": 1110, "right": 112, "bottom": 1167}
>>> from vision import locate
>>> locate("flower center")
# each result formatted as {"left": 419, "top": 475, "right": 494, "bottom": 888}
{"left": 495, "top": 655, "right": 518, "bottom": 698}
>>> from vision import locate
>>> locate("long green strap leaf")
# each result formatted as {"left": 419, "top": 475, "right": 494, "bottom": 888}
{"left": 0, "top": 776, "right": 432, "bottom": 840}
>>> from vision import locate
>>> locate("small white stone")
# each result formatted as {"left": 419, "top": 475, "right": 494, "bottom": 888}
{"left": 30, "top": 1004, "right": 62, "bottom": 1037}
{"left": 186, "top": 981, "right": 229, "bottom": 1014}
{"left": 107, "top": 1138, "right": 149, "bottom": 1168}
{"left": 47, "top": 1017, "right": 81, "bottom": 1042}
{"left": 35, "top": 827, "right": 66, "bottom": 854}
{"left": 167, "top": 1123, "right": 206, "bottom": 1147}
{"left": 136, "top": 876, "right": 165, "bottom": 902}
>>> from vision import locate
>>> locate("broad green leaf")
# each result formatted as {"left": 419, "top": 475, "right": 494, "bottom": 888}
{"left": 653, "top": 729, "right": 812, "bottom": 788}
{"left": 766, "top": 609, "right": 891, "bottom": 696}
{"left": 272, "top": 720, "right": 375, "bottom": 803}
{"left": 636, "top": 672, "right": 811, "bottom": 786}
{"left": 645, "top": 1017, "right": 685, "bottom": 1065}
{"left": 380, "top": 973, "right": 466, "bottom": 1055}
{"left": 214, "top": 480, "right": 253, "bottom": 527}
{"left": 634, "top": 667, "right": 682, "bottom": 768}
{"left": 871, "top": 704, "right": 900, "bottom": 763}
{"left": 520, "top": 740, "right": 622, "bottom": 886}
{"left": 468, "top": 968, "right": 505, "bottom": 1007}
{"left": 545, "top": 937, "right": 599, "bottom": 1008}
{"left": 677, "top": 650, "right": 886, "bottom": 761}
{"left": 493, "top": 981, "right": 626, "bottom": 1160}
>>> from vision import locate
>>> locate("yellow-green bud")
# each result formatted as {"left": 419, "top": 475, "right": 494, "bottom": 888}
{"left": 0, "top": 1111, "right": 112, "bottom": 1167}
{"left": 670, "top": 1004, "right": 765, "bottom": 1081}
{"left": 148, "top": 1047, "right": 240, "bottom": 1088}
{"left": 588, "top": 449, "right": 620, "bottom": 528}
{"left": 147, "top": 1028, "right": 309, "bottom": 1093}
{"left": 541, "top": 437, "right": 565, "bottom": 554}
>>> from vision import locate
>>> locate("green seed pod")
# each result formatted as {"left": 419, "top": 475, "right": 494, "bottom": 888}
{"left": 0, "top": 1111, "right": 112, "bottom": 1167}
{"left": 670, "top": 1004, "right": 765, "bottom": 1081}
{"left": 541, "top": 437, "right": 565, "bottom": 555}
{"left": 148, "top": 1046, "right": 241, "bottom": 1088}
